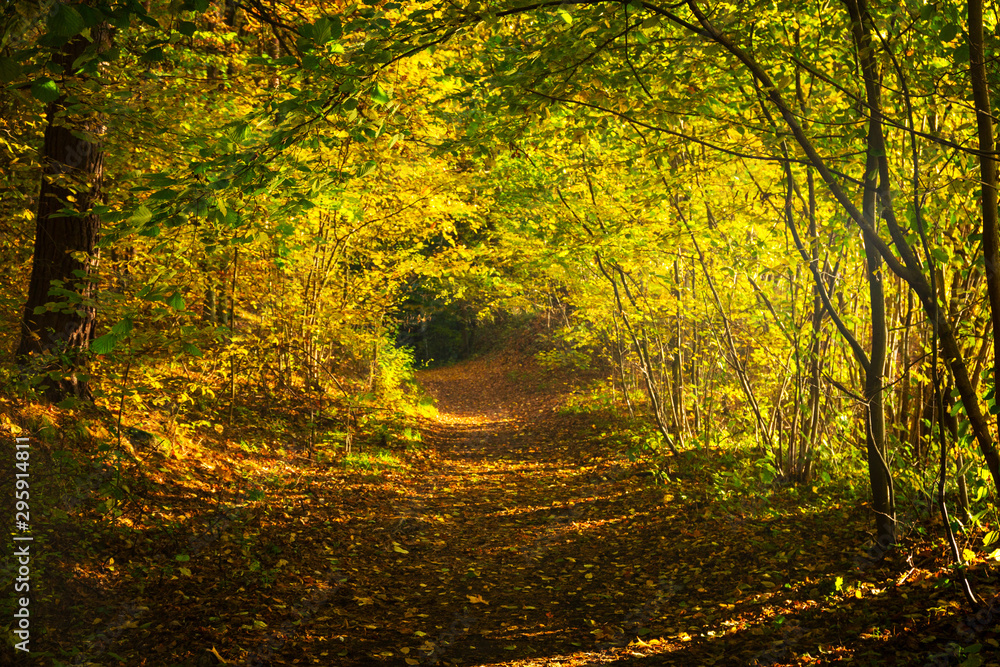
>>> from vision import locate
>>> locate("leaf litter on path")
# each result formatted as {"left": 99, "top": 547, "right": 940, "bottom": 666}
{"left": 44, "top": 351, "right": 1000, "bottom": 666}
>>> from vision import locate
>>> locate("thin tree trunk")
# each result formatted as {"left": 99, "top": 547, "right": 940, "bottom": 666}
{"left": 684, "top": 0, "right": 1000, "bottom": 502}
{"left": 968, "top": 0, "right": 1000, "bottom": 444}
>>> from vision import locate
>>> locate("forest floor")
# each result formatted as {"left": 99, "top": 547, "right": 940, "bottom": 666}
{"left": 12, "top": 350, "right": 1000, "bottom": 665}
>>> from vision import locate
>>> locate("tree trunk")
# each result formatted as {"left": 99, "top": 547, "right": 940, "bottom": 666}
{"left": 851, "top": 0, "right": 896, "bottom": 547}
{"left": 863, "top": 228, "right": 895, "bottom": 545}
{"left": 968, "top": 0, "right": 1000, "bottom": 441}
{"left": 17, "top": 26, "right": 111, "bottom": 401}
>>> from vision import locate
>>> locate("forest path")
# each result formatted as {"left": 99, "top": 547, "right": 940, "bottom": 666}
{"left": 314, "top": 351, "right": 835, "bottom": 666}
{"left": 387, "top": 350, "right": 695, "bottom": 665}
{"left": 54, "top": 349, "right": 954, "bottom": 666}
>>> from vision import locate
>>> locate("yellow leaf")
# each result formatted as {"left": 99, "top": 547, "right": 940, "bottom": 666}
{"left": 394, "top": 545, "right": 409, "bottom": 554}
{"left": 467, "top": 594, "right": 488, "bottom": 605}
{"left": 963, "top": 548, "right": 977, "bottom": 562}
{"left": 406, "top": 660, "right": 420, "bottom": 665}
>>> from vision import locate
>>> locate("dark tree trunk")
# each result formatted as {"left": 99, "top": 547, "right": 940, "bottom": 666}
{"left": 848, "top": 0, "right": 896, "bottom": 548}
{"left": 968, "top": 0, "right": 1000, "bottom": 439}
{"left": 16, "top": 26, "right": 111, "bottom": 401}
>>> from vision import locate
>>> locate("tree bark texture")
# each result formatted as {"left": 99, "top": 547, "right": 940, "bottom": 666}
{"left": 17, "top": 25, "right": 111, "bottom": 400}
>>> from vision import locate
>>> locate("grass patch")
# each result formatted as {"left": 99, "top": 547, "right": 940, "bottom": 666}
{"left": 405, "top": 394, "right": 438, "bottom": 419}
{"left": 343, "top": 447, "right": 403, "bottom": 471}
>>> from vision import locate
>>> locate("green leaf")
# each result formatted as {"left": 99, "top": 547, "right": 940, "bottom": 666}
{"left": 175, "top": 554, "right": 191, "bottom": 562}
{"left": 166, "top": 292, "right": 186, "bottom": 310}
{"left": 176, "top": 20, "right": 197, "bottom": 37}
{"left": 91, "top": 333, "right": 119, "bottom": 355}
{"left": 327, "top": 16, "right": 343, "bottom": 40}
{"left": 372, "top": 83, "right": 391, "bottom": 105}
{"left": 960, "top": 654, "right": 983, "bottom": 667}
{"left": 141, "top": 47, "right": 165, "bottom": 63}
{"left": 150, "top": 188, "right": 177, "bottom": 201}
{"left": 49, "top": 4, "right": 85, "bottom": 37}
{"left": 182, "top": 342, "right": 203, "bottom": 357}
{"left": 313, "top": 17, "right": 340, "bottom": 43}
{"left": 129, "top": 205, "right": 152, "bottom": 225}
{"left": 111, "top": 319, "right": 134, "bottom": 335}
{"left": 938, "top": 23, "right": 959, "bottom": 42}
{"left": 75, "top": 4, "right": 104, "bottom": 28}
{"left": 31, "top": 77, "right": 61, "bottom": 103}
{"left": 0, "top": 57, "right": 21, "bottom": 84}
{"left": 135, "top": 11, "right": 162, "bottom": 28}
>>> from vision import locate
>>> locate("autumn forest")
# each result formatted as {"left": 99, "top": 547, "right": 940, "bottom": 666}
{"left": 2, "top": 0, "right": 1000, "bottom": 664}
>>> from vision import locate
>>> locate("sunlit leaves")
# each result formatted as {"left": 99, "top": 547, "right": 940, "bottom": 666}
{"left": 372, "top": 83, "right": 392, "bottom": 105}
{"left": 30, "top": 77, "right": 61, "bottom": 103}
{"left": 165, "top": 292, "right": 186, "bottom": 311}
{"left": 91, "top": 318, "right": 134, "bottom": 355}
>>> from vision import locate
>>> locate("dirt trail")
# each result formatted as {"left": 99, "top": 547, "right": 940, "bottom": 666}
{"left": 29, "top": 351, "right": 975, "bottom": 665}
{"left": 393, "top": 353, "right": 680, "bottom": 665}
{"left": 320, "top": 352, "right": 788, "bottom": 666}
{"left": 329, "top": 353, "right": 921, "bottom": 666}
